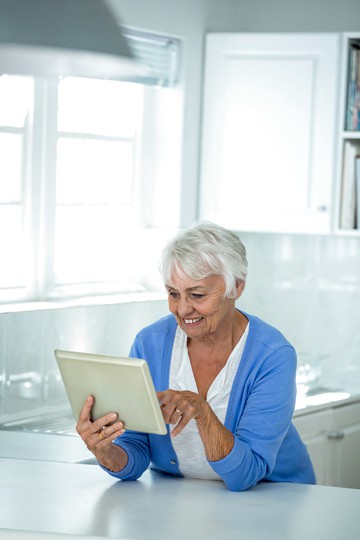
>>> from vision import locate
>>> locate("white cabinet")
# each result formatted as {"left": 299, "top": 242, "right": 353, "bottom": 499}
{"left": 294, "top": 400, "right": 360, "bottom": 488}
{"left": 199, "top": 33, "right": 339, "bottom": 233}
{"left": 303, "top": 433, "right": 328, "bottom": 486}
{"left": 294, "top": 409, "right": 332, "bottom": 486}
{"left": 327, "top": 403, "right": 360, "bottom": 488}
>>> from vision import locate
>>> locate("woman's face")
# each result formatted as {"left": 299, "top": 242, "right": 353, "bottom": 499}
{"left": 166, "top": 272, "right": 243, "bottom": 341}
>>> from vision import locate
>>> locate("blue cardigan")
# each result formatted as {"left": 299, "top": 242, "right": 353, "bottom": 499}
{"left": 103, "top": 312, "right": 316, "bottom": 491}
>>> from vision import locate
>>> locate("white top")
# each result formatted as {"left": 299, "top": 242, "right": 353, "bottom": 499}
{"left": 169, "top": 323, "right": 249, "bottom": 480}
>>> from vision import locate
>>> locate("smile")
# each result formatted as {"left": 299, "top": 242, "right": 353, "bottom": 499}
{"left": 184, "top": 317, "right": 203, "bottom": 324}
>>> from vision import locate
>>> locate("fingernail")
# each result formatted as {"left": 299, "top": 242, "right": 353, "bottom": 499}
{"left": 110, "top": 413, "right": 117, "bottom": 420}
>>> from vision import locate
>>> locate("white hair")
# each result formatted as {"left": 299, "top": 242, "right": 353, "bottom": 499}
{"left": 160, "top": 221, "right": 248, "bottom": 299}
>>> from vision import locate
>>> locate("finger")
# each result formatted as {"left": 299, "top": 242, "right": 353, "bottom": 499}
{"left": 94, "top": 422, "right": 126, "bottom": 446}
{"left": 78, "top": 395, "right": 94, "bottom": 423}
{"left": 168, "top": 408, "right": 182, "bottom": 425}
{"left": 157, "top": 390, "right": 173, "bottom": 407}
{"left": 170, "top": 413, "right": 190, "bottom": 437}
{"left": 160, "top": 402, "right": 179, "bottom": 424}
{"left": 92, "top": 412, "right": 118, "bottom": 434}
{"left": 157, "top": 389, "right": 180, "bottom": 403}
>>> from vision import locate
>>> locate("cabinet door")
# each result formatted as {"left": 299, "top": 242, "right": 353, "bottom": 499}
{"left": 303, "top": 433, "right": 328, "bottom": 486}
{"left": 199, "top": 33, "right": 339, "bottom": 233}
{"left": 331, "top": 423, "right": 360, "bottom": 488}
{"left": 293, "top": 410, "right": 332, "bottom": 486}
{"left": 329, "top": 402, "right": 360, "bottom": 488}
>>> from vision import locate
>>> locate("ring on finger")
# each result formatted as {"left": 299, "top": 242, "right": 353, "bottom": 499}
{"left": 98, "top": 430, "right": 105, "bottom": 440}
{"left": 175, "top": 409, "right": 182, "bottom": 415}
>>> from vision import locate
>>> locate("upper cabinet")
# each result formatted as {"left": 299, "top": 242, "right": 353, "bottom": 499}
{"left": 199, "top": 33, "right": 339, "bottom": 234}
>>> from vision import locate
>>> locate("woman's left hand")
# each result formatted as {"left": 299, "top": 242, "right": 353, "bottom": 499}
{"left": 157, "top": 389, "right": 209, "bottom": 437}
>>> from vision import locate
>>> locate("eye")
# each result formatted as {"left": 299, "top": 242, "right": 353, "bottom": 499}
{"left": 191, "top": 293, "right": 205, "bottom": 299}
{"left": 168, "top": 291, "right": 179, "bottom": 299}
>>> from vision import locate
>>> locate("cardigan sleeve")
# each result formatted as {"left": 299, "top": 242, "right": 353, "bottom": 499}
{"left": 208, "top": 344, "right": 297, "bottom": 491}
{"left": 99, "top": 430, "right": 151, "bottom": 481}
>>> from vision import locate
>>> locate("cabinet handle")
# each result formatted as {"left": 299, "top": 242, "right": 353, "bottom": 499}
{"left": 317, "top": 204, "right": 327, "bottom": 212}
{"left": 327, "top": 430, "right": 345, "bottom": 440}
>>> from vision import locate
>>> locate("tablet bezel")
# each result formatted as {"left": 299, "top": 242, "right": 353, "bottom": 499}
{"left": 54, "top": 349, "right": 167, "bottom": 436}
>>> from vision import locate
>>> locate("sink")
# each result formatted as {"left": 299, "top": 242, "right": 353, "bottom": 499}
{"left": 304, "top": 391, "right": 350, "bottom": 407}
{"left": 305, "top": 386, "right": 341, "bottom": 397}
{"left": 296, "top": 385, "right": 350, "bottom": 409}
{"left": 0, "top": 412, "right": 77, "bottom": 436}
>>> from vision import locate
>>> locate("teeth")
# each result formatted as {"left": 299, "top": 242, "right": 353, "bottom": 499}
{"left": 184, "top": 317, "right": 202, "bottom": 324}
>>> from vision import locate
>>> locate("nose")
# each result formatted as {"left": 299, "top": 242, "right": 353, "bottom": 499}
{"left": 176, "top": 296, "right": 194, "bottom": 317}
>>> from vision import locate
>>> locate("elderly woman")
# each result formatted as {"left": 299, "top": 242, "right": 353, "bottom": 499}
{"left": 77, "top": 222, "right": 315, "bottom": 491}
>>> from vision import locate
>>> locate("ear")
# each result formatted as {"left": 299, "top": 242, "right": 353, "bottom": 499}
{"left": 234, "top": 279, "right": 245, "bottom": 299}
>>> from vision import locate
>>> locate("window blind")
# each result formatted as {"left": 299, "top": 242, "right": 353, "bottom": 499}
{"left": 122, "top": 27, "right": 181, "bottom": 87}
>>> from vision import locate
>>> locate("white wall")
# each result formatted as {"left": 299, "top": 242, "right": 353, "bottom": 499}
{"left": 231, "top": 0, "right": 360, "bottom": 32}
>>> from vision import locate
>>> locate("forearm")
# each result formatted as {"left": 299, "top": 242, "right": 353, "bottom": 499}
{"left": 196, "top": 403, "right": 234, "bottom": 462}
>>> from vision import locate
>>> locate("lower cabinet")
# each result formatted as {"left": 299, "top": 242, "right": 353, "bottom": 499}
{"left": 293, "top": 400, "right": 360, "bottom": 488}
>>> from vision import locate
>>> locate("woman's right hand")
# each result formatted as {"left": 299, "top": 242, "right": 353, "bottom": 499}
{"left": 76, "top": 395, "right": 128, "bottom": 472}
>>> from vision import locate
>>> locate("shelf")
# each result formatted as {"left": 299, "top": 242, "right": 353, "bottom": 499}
{"left": 334, "top": 228, "right": 360, "bottom": 236}
{"left": 341, "top": 131, "right": 360, "bottom": 139}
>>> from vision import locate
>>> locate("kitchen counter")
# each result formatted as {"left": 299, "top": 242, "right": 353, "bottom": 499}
{"left": 0, "top": 431, "right": 93, "bottom": 464}
{"left": 1, "top": 457, "right": 360, "bottom": 540}
{"left": 294, "top": 386, "right": 360, "bottom": 416}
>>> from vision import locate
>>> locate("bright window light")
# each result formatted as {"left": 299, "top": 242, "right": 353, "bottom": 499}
{"left": 0, "top": 133, "right": 23, "bottom": 200}
{"left": 56, "top": 138, "right": 134, "bottom": 205}
{"left": 0, "top": 75, "right": 33, "bottom": 294}
{"left": 0, "top": 207, "right": 25, "bottom": 288}
{"left": 0, "top": 74, "right": 33, "bottom": 127}
{"left": 53, "top": 77, "right": 144, "bottom": 290}
{"left": 57, "top": 77, "right": 142, "bottom": 137}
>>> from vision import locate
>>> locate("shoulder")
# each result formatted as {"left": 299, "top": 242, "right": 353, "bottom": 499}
{"left": 240, "top": 311, "right": 297, "bottom": 387}
{"left": 243, "top": 311, "right": 294, "bottom": 352}
{"left": 241, "top": 311, "right": 296, "bottom": 373}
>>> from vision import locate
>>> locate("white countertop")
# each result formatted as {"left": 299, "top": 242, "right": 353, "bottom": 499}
{"left": 1, "top": 457, "right": 360, "bottom": 540}
{"left": 0, "top": 430, "right": 93, "bottom": 464}
{"left": 295, "top": 386, "right": 360, "bottom": 415}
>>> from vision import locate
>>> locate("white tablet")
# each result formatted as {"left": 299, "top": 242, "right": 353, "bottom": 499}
{"left": 54, "top": 349, "right": 167, "bottom": 435}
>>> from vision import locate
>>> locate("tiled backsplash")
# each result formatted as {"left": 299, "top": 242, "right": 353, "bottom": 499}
{"left": 1, "top": 232, "right": 360, "bottom": 421}
{"left": 0, "top": 299, "right": 168, "bottom": 421}
{"left": 238, "top": 232, "right": 360, "bottom": 383}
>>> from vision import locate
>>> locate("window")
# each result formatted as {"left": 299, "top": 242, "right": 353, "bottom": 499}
{"left": 0, "top": 30, "right": 182, "bottom": 304}
{"left": 0, "top": 75, "right": 34, "bottom": 297}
